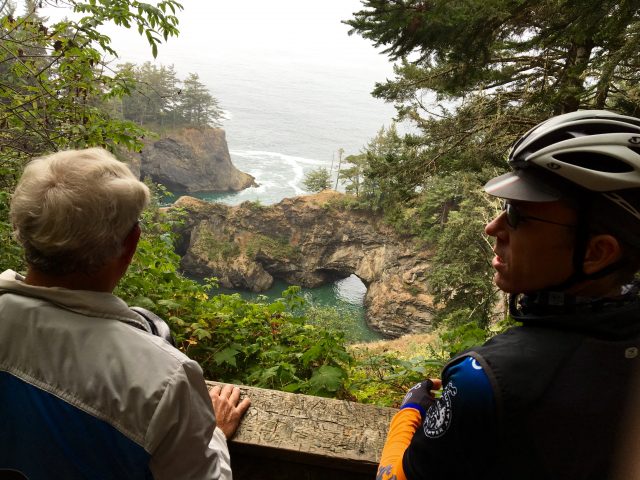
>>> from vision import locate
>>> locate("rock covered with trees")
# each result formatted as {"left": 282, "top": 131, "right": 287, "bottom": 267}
{"left": 171, "top": 191, "right": 436, "bottom": 337}
{"left": 0, "top": 1, "right": 252, "bottom": 203}
{"left": 116, "top": 62, "right": 254, "bottom": 192}
{"left": 124, "top": 127, "right": 256, "bottom": 193}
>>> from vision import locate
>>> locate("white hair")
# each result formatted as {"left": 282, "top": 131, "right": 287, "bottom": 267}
{"left": 11, "top": 148, "right": 150, "bottom": 275}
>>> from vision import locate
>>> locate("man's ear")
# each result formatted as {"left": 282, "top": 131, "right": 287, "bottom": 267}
{"left": 120, "top": 223, "right": 141, "bottom": 266}
{"left": 583, "top": 234, "right": 622, "bottom": 275}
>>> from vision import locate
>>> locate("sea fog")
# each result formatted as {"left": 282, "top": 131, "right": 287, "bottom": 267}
{"left": 40, "top": 0, "right": 399, "bottom": 204}
{"left": 36, "top": 1, "right": 399, "bottom": 334}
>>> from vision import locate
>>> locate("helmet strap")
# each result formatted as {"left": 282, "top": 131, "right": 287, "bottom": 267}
{"left": 535, "top": 199, "right": 624, "bottom": 292}
{"left": 549, "top": 206, "right": 592, "bottom": 291}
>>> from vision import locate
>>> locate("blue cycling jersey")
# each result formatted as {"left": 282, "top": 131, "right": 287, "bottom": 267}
{"left": 402, "top": 356, "right": 496, "bottom": 479}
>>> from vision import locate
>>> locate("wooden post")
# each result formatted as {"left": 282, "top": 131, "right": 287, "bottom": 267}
{"left": 207, "top": 381, "right": 396, "bottom": 480}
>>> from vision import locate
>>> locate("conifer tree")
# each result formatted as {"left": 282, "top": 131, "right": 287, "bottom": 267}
{"left": 347, "top": 0, "right": 640, "bottom": 177}
{"left": 344, "top": 0, "right": 640, "bottom": 327}
{"left": 176, "top": 73, "right": 223, "bottom": 127}
{"left": 303, "top": 168, "right": 332, "bottom": 193}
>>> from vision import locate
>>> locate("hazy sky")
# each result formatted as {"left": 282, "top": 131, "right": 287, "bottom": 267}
{"left": 37, "top": 1, "right": 402, "bottom": 167}
{"left": 40, "top": 0, "right": 393, "bottom": 77}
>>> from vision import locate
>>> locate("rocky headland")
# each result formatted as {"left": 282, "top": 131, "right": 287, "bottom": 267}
{"left": 126, "top": 127, "right": 256, "bottom": 192}
{"left": 170, "top": 191, "right": 436, "bottom": 338}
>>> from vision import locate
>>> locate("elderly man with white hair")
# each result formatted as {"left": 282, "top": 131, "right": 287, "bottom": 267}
{"left": 0, "top": 148, "right": 250, "bottom": 479}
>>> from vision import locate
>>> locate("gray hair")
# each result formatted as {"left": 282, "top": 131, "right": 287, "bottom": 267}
{"left": 11, "top": 148, "right": 150, "bottom": 275}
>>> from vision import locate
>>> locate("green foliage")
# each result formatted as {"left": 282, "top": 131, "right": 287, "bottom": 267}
{"left": 339, "top": 153, "right": 367, "bottom": 196}
{"left": 111, "top": 63, "right": 224, "bottom": 130}
{"left": 181, "top": 288, "right": 352, "bottom": 397}
{"left": 348, "top": 0, "right": 640, "bottom": 115}
{"left": 0, "top": 191, "right": 24, "bottom": 272}
{"left": 303, "top": 167, "right": 331, "bottom": 193}
{"left": 116, "top": 62, "right": 179, "bottom": 127}
{"left": 417, "top": 171, "right": 504, "bottom": 327}
{"left": 303, "top": 302, "right": 367, "bottom": 344}
{"left": 350, "top": 124, "right": 429, "bottom": 219}
{"left": 348, "top": 351, "right": 444, "bottom": 406}
{"left": 246, "top": 234, "right": 300, "bottom": 261}
{"left": 348, "top": 319, "right": 502, "bottom": 406}
{"left": 177, "top": 73, "right": 223, "bottom": 127}
{"left": 117, "top": 208, "right": 353, "bottom": 398}
{"left": 344, "top": 0, "right": 640, "bottom": 204}
{"left": 437, "top": 321, "right": 489, "bottom": 359}
{"left": 242, "top": 199, "right": 266, "bottom": 211}
{"left": 197, "top": 230, "right": 240, "bottom": 260}
{"left": 0, "top": 1, "right": 182, "bottom": 178}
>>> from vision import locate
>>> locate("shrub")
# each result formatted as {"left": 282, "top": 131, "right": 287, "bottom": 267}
{"left": 117, "top": 207, "right": 353, "bottom": 397}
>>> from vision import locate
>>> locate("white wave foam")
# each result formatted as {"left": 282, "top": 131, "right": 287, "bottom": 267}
{"left": 230, "top": 149, "right": 327, "bottom": 166}
{"left": 229, "top": 149, "right": 337, "bottom": 196}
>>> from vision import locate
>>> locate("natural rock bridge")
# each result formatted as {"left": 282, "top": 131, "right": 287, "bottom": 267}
{"left": 172, "top": 191, "right": 436, "bottom": 338}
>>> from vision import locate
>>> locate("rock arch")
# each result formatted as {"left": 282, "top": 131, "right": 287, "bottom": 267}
{"left": 172, "top": 192, "right": 436, "bottom": 337}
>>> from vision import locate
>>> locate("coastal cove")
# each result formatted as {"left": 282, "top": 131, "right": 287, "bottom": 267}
{"left": 171, "top": 193, "right": 435, "bottom": 340}
{"left": 208, "top": 276, "right": 381, "bottom": 343}
{"left": 172, "top": 189, "right": 383, "bottom": 342}
{"left": 91, "top": 0, "right": 403, "bottom": 341}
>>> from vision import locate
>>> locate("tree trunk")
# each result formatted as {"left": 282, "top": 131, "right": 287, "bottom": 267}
{"left": 556, "top": 41, "right": 594, "bottom": 114}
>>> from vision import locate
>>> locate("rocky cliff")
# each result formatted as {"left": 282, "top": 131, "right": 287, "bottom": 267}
{"left": 171, "top": 192, "right": 436, "bottom": 338}
{"left": 126, "top": 127, "right": 255, "bottom": 192}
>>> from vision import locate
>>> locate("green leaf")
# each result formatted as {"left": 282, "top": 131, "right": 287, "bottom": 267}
{"left": 130, "top": 296, "right": 156, "bottom": 310}
{"left": 214, "top": 347, "right": 240, "bottom": 367}
{"left": 281, "top": 382, "right": 303, "bottom": 393}
{"left": 309, "top": 365, "right": 345, "bottom": 393}
{"left": 157, "top": 299, "right": 182, "bottom": 310}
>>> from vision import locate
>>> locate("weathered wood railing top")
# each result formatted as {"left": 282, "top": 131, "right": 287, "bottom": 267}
{"left": 206, "top": 381, "right": 396, "bottom": 480}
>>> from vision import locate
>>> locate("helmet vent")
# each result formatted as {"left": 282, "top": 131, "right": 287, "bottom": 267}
{"left": 522, "top": 124, "right": 640, "bottom": 160}
{"left": 523, "top": 131, "right": 576, "bottom": 158}
{"left": 552, "top": 152, "right": 634, "bottom": 173}
{"left": 628, "top": 146, "right": 640, "bottom": 156}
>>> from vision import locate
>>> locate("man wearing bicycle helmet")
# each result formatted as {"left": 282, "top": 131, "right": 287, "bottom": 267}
{"left": 377, "top": 110, "right": 640, "bottom": 480}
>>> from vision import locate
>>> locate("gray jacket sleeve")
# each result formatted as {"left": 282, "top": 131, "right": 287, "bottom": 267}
{"left": 146, "top": 359, "right": 231, "bottom": 479}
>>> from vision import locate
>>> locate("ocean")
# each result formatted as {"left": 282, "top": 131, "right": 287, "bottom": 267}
{"left": 41, "top": 0, "right": 398, "bottom": 340}
{"left": 178, "top": 50, "right": 399, "bottom": 205}
{"left": 184, "top": 54, "right": 393, "bottom": 341}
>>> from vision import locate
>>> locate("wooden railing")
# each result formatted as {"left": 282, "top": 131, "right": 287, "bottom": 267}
{"left": 206, "top": 381, "right": 396, "bottom": 480}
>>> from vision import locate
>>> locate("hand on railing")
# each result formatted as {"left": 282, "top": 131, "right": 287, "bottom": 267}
{"left": 209, "top": 384, "right": 252, "bottom": 439}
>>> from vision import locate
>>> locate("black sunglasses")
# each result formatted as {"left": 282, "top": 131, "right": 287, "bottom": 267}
{"left": 502, "top": 201, "right": 577, "bottom": 230}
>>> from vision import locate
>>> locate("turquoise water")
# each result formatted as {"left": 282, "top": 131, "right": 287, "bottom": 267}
{"left": 170, "top": 191, "right": 383, "bottom": 342}
{"left": 121, "top": 1, "right": 399, "bottom": 342}
{"left": 212, "top": 275, "right": 382, "bottom": 343}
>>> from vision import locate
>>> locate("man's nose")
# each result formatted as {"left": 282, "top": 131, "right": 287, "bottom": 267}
{"left": 485, "top": 210, "right": 507, "bottom": 237}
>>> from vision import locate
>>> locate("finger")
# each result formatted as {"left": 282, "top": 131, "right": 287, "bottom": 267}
{"left": 430, "top": 378, "right": 443, "bottom": 390}
{"left": 229, "top": 386, "right": 241, "bottom": 405}
{"left": 208, "top": 385, "right": 221, "bottom": 398}
{"left": 235, "top": 397, "right": 251, "bottom": 415}
{"left": 221, "top": 384, "right": 234, "bottom": 398}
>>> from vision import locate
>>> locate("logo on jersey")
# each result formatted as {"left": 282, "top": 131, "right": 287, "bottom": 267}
{"left": 423, "top": 382, "right": 458, "bottom": 438}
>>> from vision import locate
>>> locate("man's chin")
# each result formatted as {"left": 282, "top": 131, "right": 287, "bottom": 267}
{"left": 494, "top": 273, "right": 517, "bottom": 294}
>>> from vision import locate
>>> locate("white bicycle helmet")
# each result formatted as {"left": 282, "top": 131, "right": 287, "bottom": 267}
{"left": 485, "top": 110, "right": 640, "bottom": 289}
{"left": 485, "top": 110, "right": 640, "bottom": 219}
